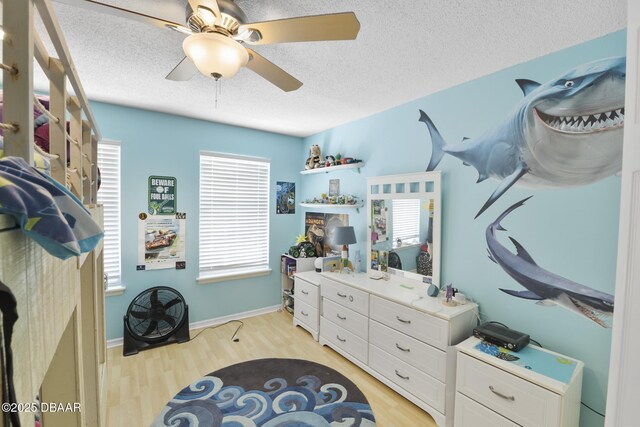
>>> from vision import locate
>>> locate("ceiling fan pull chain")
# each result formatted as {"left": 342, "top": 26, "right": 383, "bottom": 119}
{"left": 214, "top": 78, "right": 220, "bottom": 109}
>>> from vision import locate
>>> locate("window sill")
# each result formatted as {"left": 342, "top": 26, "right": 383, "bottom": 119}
{"left": 106, "top": 284, "right": 126, "bottom": 297}
{"left": 197, "top": 268, "right": 272, "bottom": 284}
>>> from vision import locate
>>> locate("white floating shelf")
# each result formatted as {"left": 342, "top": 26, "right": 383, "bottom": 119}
{"left": 300, "top": 161, "right": 364, "bottom": 175}
{"left": 299, "top": 202, "right": 364, "bottom": 212}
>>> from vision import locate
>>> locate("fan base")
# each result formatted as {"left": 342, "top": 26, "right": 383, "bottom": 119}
{"left": 123, "top": 306, "right": 190, "bottom": 357}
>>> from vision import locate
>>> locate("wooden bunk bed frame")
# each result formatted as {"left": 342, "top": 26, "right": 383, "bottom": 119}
{"left": 1, "top": 0, "right": 106, "bottom": 426}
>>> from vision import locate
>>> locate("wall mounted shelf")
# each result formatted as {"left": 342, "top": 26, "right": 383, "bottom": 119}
{"left": 300, "top": 161, "right": 364, "bottom": 175}
{"left": 300, "top": 202, "right": 364, "bottom": 213}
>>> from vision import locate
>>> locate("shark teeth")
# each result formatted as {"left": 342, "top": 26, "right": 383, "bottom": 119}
{"left": 537, "top": 107, "right": 625, "bottom": 133}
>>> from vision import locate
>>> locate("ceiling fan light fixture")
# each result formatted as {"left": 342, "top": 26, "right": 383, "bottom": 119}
{"left": 183, "top": 32, "right": 249, "bottom": 79}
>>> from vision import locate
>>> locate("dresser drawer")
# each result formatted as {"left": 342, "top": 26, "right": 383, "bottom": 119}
{"left": 294, "top": 299, "right": 319, "bottom": 331}
{"left": 320, "top": 317, "right": 368, "bottom": 364}
{"left": 295, "top": 277, "right": 319, "bottom": 308}
{"left": 456, "top": 353, "right": 562, "bottom": 427}
{"left": 370, "top": 295, "right": 449, "bottom": 349}
{"left": 369, "top": 319, "right": 446, "bottom": 382}
{"left": 323, "top": 298, "right": 368, "bottom": 340}
{"left": 454, "top": 393, "right": 519, "bottom": 427}
{"left": 369, "top": 344, "right": 446, "bottom": 413}
{"left": 321, "top": 278, "right": 369, "bottom": 316}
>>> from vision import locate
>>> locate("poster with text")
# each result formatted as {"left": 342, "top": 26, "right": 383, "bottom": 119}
{"left": 137, "top": 212, "right": 186, "bottom": 270}
{"left": 305, "top": 212, "right": 325, "bottom": 257}
{"left": 148, "top": 176, "right": 177, "bottom": 215}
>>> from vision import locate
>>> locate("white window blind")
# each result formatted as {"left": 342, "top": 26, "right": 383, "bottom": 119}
{"left": 392, "top": 199, "right": 421, "bottom": 243}
{"left": 97, "top": 140, "right": 122, "bottom": 288}
{"left": 199, "top": 152, "right": 270, "bottom": 279}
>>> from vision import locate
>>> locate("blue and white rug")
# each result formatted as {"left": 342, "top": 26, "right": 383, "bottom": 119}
{"left": 151, "top": 358, "right": 376, "bottom": 426}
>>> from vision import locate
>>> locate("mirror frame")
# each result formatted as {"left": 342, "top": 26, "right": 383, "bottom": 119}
{"left": 366, "top": 171, "right": 442, "bottom": 286}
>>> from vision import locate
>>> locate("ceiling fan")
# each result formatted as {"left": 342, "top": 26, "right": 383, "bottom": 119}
{"left": 53, "top": 0, "right": 361, "bottom": 91}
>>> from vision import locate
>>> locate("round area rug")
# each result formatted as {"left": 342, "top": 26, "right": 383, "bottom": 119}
{"left": 151, "top": 358, "right": 376, "bottom": 426}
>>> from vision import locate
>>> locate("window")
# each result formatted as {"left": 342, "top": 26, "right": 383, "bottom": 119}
{"left": 392, "top": 199, "right": 421, "bottom": 245}
{"left": 199, "top": 152, "right": 271, "bottom": 282}
{"left": 97, "top": 140, "right": 122, "bottom": 292}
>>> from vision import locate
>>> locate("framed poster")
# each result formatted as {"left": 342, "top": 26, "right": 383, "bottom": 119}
{"left": 329, "top": 179, "right": 340, "bottom": 197}
{"left": 137, "top": 212, "right": 186, "bottom": 270}
{"left": 276, "top": 181, "right": 296, "bottom": 214}
{"left": 148, "top": 176, "right": 177, "bottom": 215}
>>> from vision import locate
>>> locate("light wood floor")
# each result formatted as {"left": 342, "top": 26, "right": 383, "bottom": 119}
{"left": 106, "top": 310, "right": 437, "bottom": 427}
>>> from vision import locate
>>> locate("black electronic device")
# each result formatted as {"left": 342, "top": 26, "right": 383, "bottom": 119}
{"left": 473, "top": 322, "right": 530, "bottom": 352}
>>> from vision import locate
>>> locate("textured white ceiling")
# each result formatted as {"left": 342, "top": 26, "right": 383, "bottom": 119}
{"left": 35, "top": 0, "right": 627, "bottom": 137}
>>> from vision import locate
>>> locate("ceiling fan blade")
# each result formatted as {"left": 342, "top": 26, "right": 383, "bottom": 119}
{"left": 52, "top": 0, "right": 192, "bottom": 34}
{"left": 238, "top": 12, "right": 360, "bottom": 45}
{"left": 245, "top": 48, "right": 302, "bottom": 92}
{"left": 188, "top": 0, "right": 222, "bottom": 25}
{"left": 166, "top": 57, "right": 198, "bottom": 81}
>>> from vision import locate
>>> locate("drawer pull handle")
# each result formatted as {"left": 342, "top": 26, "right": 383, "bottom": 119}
{"left": 301, "top": 290, "right": 309, "bottom": 295}
{"left": 395, "top": 370, "right": 409, "bottom": 380}
{"left": 337, "top": 292, "right": 347, "bottom": 298}
{"left": 489, "top": 386, "right": 515, "bottom": 401}
{"left": 336, "top": 335, "right": 346, "bottom": 342}
{"left": 301, "top": 311, "right": 308, "bottom": 316}
{"left": 337, "top": 314, "right": 347, "bottom": 320}
{"left": 396, "top": 316, "right": 412, "bottom": 324}
{"left": 395, "top": 343, "right": 411, "bottom": 352}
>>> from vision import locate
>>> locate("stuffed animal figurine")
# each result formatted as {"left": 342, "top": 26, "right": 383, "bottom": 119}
{"left": 325, "top": 155, "right": 336, "bottom": 167}
{"left": 305, "top": 144, "right": 323, "bottom": 169}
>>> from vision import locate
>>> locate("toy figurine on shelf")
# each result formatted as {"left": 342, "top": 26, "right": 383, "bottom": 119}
{"left": 442, "top": 283, "right": 458, "bottom": 306}
{"left": 305, "top": 144, "right": 323, "bottom": 169}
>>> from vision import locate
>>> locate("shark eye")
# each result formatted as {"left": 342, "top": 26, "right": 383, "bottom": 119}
{"left": 564, "top": 80, "right": 575, "bottom": 88}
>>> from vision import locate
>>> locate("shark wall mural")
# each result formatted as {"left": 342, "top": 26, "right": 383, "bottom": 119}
{"left": 419, "top": 56, "right": 626, "bottom": 218}
{"left": 486, "top": 197, "right": 615, "bottom": 327}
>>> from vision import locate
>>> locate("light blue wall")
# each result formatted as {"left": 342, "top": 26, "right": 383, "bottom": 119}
{"left": 301, "top": 30, "right": 625, "bottom": 427}
{"left": 91, "top": 102, "right": 303, "bottom": 342}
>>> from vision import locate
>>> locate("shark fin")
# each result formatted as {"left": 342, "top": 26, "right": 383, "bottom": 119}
{"left": 475, "top": 166, "right": 529, "bottom": 219}
{"left": 499, "top": 288, "right": 545, "bottom": 300}
{"left": 487, "top": 249, "right": 497, "bottom": 264}
{"left": 535, "top": 300, "right": 556, "bottom": 307}
{"left": 419, "top": 110, "right": 447, "bottom": 171}
{"left": 508, "top": 236, "right": 538, "bottom": 266}
{"left": 515, "top": 79, "right": 541, "bottom": 96}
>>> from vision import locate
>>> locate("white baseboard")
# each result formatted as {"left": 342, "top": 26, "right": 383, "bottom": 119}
{"left": 107, "top": 304, "right": 280, "bottom": 349}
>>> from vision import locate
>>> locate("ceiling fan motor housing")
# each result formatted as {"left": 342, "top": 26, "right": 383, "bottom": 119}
{"left": 186, "top": 0, "right": 247, "bottom": 34}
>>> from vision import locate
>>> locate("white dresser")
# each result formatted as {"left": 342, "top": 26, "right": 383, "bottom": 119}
{"left": 319, "top": 272, "right": 478, "bottom": 427}
{"left": 455, "top": 337, "right": 584, "bottom": 427}
{"left": 293, "top": 271, "right": 322, "bottom": 341}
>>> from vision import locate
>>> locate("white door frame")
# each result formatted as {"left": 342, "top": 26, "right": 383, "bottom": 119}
{"left": 605, "top": 2, "right": 640, "bottom": 425}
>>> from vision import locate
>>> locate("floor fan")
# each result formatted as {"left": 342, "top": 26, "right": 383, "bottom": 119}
{"left": 123, "top": 286, "right": 190, "bottom": 356}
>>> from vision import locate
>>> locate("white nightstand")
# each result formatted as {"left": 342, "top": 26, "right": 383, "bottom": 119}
{"left": 455, "top": 337, "right": 584, "bottom": 427}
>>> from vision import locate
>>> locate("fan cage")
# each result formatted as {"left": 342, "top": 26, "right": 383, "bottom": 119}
{"left": 125, "top": 286, "right": 187, "bottom": 343}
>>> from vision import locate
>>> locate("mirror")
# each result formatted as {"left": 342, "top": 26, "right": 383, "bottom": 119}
{"left": 367, "top": 172, "right": 441, "bottom": 286}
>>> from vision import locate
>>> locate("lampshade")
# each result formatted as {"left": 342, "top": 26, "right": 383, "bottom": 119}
{"left": 334, "top": 226, "right": 357, "bottom": 245}
{"left": 182, "top": 32, "right": 249, "bottom": 79}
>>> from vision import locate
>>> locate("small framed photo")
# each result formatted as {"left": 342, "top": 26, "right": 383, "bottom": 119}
{"left": 329, "top": 179, "right": 340, "bottom": 197}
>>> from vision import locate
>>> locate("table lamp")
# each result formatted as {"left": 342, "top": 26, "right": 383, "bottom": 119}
{"left": 334, "top": 226, "right": 356, "bottom": 273}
